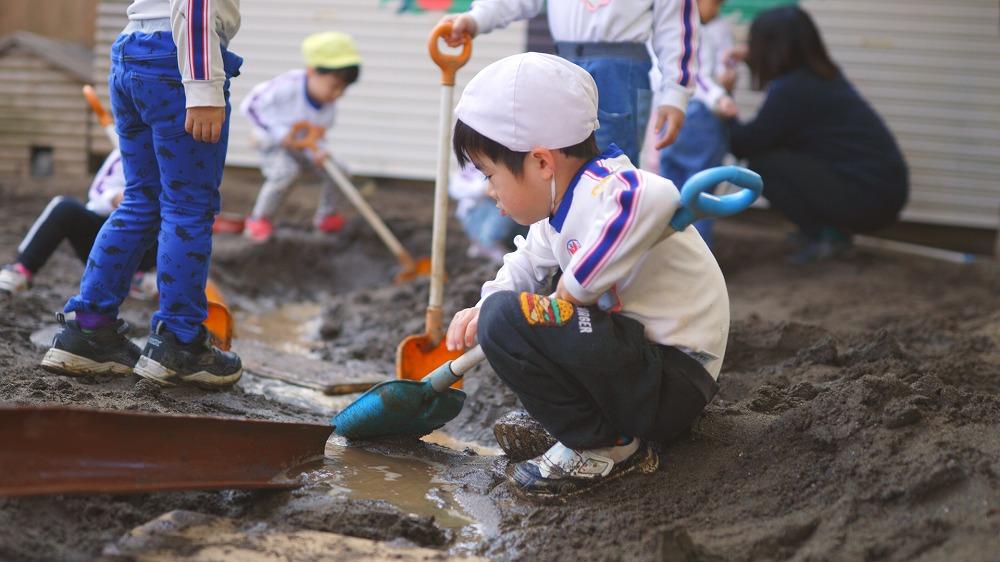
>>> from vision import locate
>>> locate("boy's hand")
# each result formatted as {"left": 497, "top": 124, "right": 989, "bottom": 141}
{"left": 653, "top": 105, "right": 686, "bottom": 149}
{"left": 716, "top": 96, "right": 739, "bottom": 119}
{"left": 440, "top": 14, "right": 478, "bottom": 47}
{"left": 554, "top": 278, "right": 585, "bottom": 306}
{"left": 446, "top": 306, "right": 481, "bottom": 351}
{"left": 723, "top": 45, "right": 748, "bottom": 66}
{"left": 185, "top": 106, "right": 226, "bottom": 143}
{"left": 311, "top": 148, "right": 329, "bottom": 167}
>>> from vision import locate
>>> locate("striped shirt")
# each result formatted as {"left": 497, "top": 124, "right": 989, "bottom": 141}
{"left": 479, "top": 145, "right": 729, "bottom": 378}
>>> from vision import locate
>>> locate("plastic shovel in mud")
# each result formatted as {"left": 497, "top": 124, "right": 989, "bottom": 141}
{"left": 395, "top": 22, "right": 473, "bottom": 386}
{"left": 288, "top": 121, "right": 432, "bottom": 284}
{"left": 334, "top": 166, "right": 764, "bottom": 440}
{"left": 0, "top": 406, "right": 332, "bottom": 496}
{"left": 82, "top": 85, "right": 236, "bottom": 350}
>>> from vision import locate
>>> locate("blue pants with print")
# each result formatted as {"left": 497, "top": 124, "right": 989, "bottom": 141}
{"left": 566, "top": 56, "right": 652, "bottom": 166}
{"left": 659, "top": 101, "right": 729, "bottom": 247}
{"left": 64, "top": 31, "right": 242, "bottom": 343}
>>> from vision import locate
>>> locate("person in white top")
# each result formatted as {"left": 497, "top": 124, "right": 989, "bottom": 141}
{"left": 440, "top": 0, "right": 700, "bottom": 165}
{"left": 0, "top": 151, "right": 157, "bottom": 300}
{"left": 444, "top": 53, "right": 728, "bottom": 499}
{"left": 241, "top": 32, "right": 362, "bottom": 243}
{"left": 46, "top": 0, "right": 245, "bottom": 388}
{"left": 659, "top": 0, "right": 737, "bottom": 248}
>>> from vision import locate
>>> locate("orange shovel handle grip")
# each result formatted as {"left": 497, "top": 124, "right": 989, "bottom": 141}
{"left": 82, "top": 85, "right": 113, "bottom": 128}
{"left": 428, "top": 21, "right": 472, "bottom": 86}
{"left": 287, "top": 121, "right": 325, "bottom": 153}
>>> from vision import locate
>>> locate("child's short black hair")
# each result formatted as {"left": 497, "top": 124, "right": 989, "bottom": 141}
{"left": 316, "top": 65, "right": 360, "bottom": 85}
{"left": 453, "top": 119, "right": 599, "bottom": 176}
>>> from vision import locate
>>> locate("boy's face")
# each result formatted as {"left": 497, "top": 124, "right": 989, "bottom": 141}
{"left": 475, "top": 153, "right": 552, "bottom": 226}
{"left": 306, "top": 69, "right": 348, "bottom": 104}
{"left": 698, "top": 0, "right": 723, "bottom": 23}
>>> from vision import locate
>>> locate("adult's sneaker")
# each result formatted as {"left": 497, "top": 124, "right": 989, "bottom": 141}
{"left": 134, "top": 322, "right": 242, "bottom": 390}
{"left": 40, "top": 313, "right": 140, "bottom": 376}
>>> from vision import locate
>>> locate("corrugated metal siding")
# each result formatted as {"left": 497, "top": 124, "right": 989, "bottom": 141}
{"left": 732, "top": 0, "right": 1000, "bottom": 228}
{"left": 225, "top": 1, "right": 527, "bottom": 179}
{"left": 0, "top": 49, "right": 90, "bottom": 176}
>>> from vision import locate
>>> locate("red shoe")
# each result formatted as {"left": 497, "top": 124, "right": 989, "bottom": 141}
{"left": 315, "top": 213, "right": 346, "bottom": 233}
{"left": 243, "top": 216, "right": 273, "bottom": 243}
{"left": 212, "top": 213, "right": 246, "bottom": 234}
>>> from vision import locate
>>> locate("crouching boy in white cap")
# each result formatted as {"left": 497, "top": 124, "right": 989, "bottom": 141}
{"left": 445, "top": 53, "right": 729, "bottom": 500}
{"left": 241, "top": 32, "right": 361, "bottom": 243}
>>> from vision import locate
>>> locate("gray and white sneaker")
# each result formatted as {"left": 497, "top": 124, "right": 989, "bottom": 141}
{"left": 493, "top": 410, "right": 557, "bottom": 462}
{"left": 508, "top": 439, "right": 659, "bottom": 501}
{"left": 40, "top": 313, "right": 140, "bottom": 376}
{"left": 134, "top": 322, "right": 242, "bottom": 390}
{"left": 0, "top": 265, "right": 30, "bottom": 295}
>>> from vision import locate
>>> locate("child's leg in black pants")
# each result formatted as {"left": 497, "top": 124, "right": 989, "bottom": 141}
{"left": 17, "top": 196, "right": 157, "bottom": 275}
{"left": 477, "top": 290, "right": 718, "bottom": 451}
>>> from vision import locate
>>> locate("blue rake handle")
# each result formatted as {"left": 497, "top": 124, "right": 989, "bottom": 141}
{"left": 668, "top": 166, "right": 763, "bottom": 232}
{"left": 423, "top": 165, "right": 764, "bottom": 392}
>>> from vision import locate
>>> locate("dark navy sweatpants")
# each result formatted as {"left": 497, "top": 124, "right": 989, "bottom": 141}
{"left": 64, "top": 31, "right": 241, "bottom": 343}
{"left": 477, "top": 291, "right": 719, "bottom": 450}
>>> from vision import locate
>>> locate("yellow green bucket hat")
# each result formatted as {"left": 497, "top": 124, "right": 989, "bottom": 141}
{"left": 302, "top": 32, "right": 362, "bottom": 70}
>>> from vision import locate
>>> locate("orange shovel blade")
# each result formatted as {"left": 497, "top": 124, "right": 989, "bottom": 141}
{"left": 396, "top": 334, "right": 464, "bottom": 388}
{"left": 394, "top": 256, "right": 432, "bottom": 284}
{"left": 204, "top": 301, "right": 233, "bottom": 351}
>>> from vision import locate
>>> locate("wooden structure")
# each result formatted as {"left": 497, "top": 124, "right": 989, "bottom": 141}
{"left": 0, "top": 32, "right": 93, "bottom": 177}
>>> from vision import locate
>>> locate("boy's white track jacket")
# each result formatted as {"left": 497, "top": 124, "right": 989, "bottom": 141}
{"left": 468, "top": 0, "right": 699, "bottom": 111}
{"left": 479, "top": 147, "right": 730, "bottom": 378}
{"left": 127, "top": 0, "right": 241, "bottom": 108}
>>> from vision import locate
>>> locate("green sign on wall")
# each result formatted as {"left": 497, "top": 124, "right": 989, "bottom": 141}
{"left": 383, "top": 0, "right": 472, "bottom": 13}
{"left": 386, "top": 0, "right": 796, "bottom": 19}
{"left": 722, "top": 0, "right": 799, "bottom": 22}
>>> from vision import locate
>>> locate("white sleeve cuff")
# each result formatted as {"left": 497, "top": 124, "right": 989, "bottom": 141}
{"left": 656, "top": 86, "right": 690, "bottom": 113}
{"left": 183, "top": 80, "right": 226, "bottom": 108}
{"left": 560, "top": 271, "right": 602, "bottom": 305}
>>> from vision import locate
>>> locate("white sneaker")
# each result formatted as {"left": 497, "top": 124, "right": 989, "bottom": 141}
{"left": 128, "top": 271, "right": 159, "bottom": 301}
{"left": 0, "top": 265, "right": 30, "bottom": 295}
{"left": 508, "top": 439, "right": 658, "bottom": 500}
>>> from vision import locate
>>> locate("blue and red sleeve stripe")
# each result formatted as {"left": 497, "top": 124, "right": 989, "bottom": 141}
{"left": 572, "top": 170, "right": 643, "bottom": 287}
{"left": 188, "top": 0, "right": 210, "bottom": 81}
{"left": 678, "top": 0, "right": 694, "bottom": 87}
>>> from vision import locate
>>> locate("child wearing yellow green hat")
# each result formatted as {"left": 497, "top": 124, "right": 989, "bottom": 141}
{"left": 241, "top": 32, "right": 362, "bottom": 243}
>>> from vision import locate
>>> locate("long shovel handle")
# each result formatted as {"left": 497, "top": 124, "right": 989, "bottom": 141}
{"left": 83, "top": 85, "right": 118, "bottom": 149}
{"left": 288, "top": 122, "right": 418, "bottom": 272}
{"left": 421, "top": 165, "right": 764, "bottom": 394}
{"left": 426, "top": 24, "right": 473, "bottom": 343}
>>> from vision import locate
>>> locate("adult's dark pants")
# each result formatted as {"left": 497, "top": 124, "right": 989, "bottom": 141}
{"left": 477, "top": 291, "right": 718, "bottom": 450}
{"left": 16, "top": 196, "right": 156, "bottom": 275}
{"left": 749, "top": 150, "right": 906, "bottom": 237}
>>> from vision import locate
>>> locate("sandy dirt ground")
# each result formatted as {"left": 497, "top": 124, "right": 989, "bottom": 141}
{"left": 0, "top": 170, "right": 998, "bottom": 562}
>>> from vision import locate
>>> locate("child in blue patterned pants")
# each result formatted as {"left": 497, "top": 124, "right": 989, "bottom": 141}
{"left": 42, "top": 3, "right": 245, "bottom": 390}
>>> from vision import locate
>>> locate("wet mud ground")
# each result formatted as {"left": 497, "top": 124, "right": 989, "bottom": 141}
{"left": 0, "top": 172, "right": 998, "bottom": 561}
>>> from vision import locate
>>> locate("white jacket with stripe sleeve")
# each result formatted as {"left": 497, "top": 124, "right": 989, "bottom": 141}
{"left": 478, "top": 146, "right": 729, "bottom": 378}
{"left": 467, "top": 0, "right": 699, "bottom": 112}
{"left": 127, "top": 0, "right": 241, "bottom": 108}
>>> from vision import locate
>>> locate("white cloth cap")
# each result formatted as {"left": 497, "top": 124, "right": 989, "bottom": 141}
{"left": 455, "top": 53, "right": 600, "bottom": 152}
